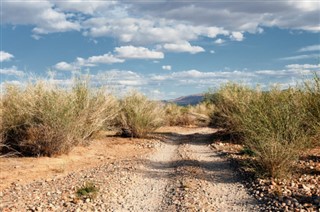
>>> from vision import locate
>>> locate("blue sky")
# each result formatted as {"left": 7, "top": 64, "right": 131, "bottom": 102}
{"left": 1, "top": 1, "right": 320, "bottom": 99}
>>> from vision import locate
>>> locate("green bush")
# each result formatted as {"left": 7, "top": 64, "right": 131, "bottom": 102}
{"left": 239, "top": 88, "right": 309, "bottom": 177}
{"left": 119, "top": 92, "right": 164, "bottom": 138}
{"left": 76, "top": 181, "right": 99, "bottom": 200}
{"left": 209, "top": 76, "right": 319, "bottom": 177}
{"left": 0, "top": 81, "right": 118, "bottom": 156}
{"left": 209, "top": 83, "right": 256, "bottom": 137}
{"left": 302, "top": 74, "right": 320, "bottom": 146}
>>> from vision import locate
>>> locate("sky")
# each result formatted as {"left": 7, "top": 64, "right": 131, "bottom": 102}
{"left": 0, "top": 0, "right": 320, "bottom": 100}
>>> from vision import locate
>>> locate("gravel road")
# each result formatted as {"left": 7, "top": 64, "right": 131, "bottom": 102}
{"left": 0, "top": 127, "right": 259, "bottom": 211}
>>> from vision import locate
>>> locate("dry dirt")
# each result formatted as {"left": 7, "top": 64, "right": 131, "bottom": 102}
{"left": 0, "top": 127, "right": 259, "bottom": 211}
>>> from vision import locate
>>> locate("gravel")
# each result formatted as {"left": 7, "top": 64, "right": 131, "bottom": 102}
{"left": 1, "top": 128, "right": 263, "bottom": 211}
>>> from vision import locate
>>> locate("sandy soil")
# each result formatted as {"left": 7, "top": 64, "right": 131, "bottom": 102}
{"left": 0, "top": 134, "right": 151, "bottom": 191}
{"left": 0, "top": 127, "right": 259, "bottom": 211}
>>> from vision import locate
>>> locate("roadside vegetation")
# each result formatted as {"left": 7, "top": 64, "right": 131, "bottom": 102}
{"left": 206, "top": 74, "right": 320, "bottom": 177}
{"left": 164, "top": 102, "right": 213, "bottom": 126}
{"left": 0, "top": 74, "right": 319, "bottom": 179}
{"left": 0, "top": 84, "right": 165, "bottom": 156}
{"left": 0, "top": 80, "right": 118, "bottom": 156}
{"left": 118, "top": 92, "right": 164, "bottom": 138}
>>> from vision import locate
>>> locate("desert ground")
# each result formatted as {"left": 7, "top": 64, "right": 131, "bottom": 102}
{"left": 0, "top": 126, "right": 262, "bottom": 211}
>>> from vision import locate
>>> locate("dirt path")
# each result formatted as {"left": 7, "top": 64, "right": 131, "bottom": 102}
{"left": 0, "top": 127, "right": 259, "bottom": 211}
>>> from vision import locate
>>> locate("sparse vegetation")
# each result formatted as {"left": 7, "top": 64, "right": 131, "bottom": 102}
{"left": 0, "top": 72, "right": 318, "bottom": 179}
{"left": 118, "top": 92, "right": 164, "bottom": 138}
{"left": 0, "top": 81, "right": 118, "bottom": 156}
{"left": 164, "top": 102, "right": 213, "bottom": 126}
{"left": 207, "top": 75, "right": 320, "bottom": 177}
{"left": 76, "top": 181, "right": 99, "bottom": 199}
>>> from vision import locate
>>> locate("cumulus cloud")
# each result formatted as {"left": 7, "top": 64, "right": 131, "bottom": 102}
{"left": 54, "top": 61, "right": 75, "bottom": 71}
{"left": 162, "top": 42, "right": 205, "bottom": 54}
{"left": 115, "top": 46, "right": 164, "bottom": 59}
{"left": 2, "top": 0, "right": 319, "bottom": 46}
{"left": 0, "top": 66, "right": 25, "bottom": 77}
{"left": 0, "top": 51, "right": 14, "bottom": 62}
{"left": 214, "top": 39, "right": 225, "bottom": 44}
{"left": 54, "top": 53, "right": 124, "bottom": 71}
{"left": 52, "top": 0, "right": 116, "bottom": 15}
{"left": 87, "top": 53, "right": 125, "bottom": 63}
{"left": 2, "top": 1, "right": 80, "bottom": 36}
{"left": 130, "top": 1, "right": 320, "bottom": 32}
{"left": 162, "top": 65, "right": 172, "bottom": 71}
{"left": 82, "top": 17, "right": 230, "bottom": 46}
{"left": 230, "top": 32, "right": 244, "bottom": 41}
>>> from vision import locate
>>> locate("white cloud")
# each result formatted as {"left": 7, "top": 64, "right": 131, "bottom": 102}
{"left": 214, "top": 39, "right": 225, "bottom": 44}
{"left": 280, "top": 54, "right": 319, "bottom": 61}
{"left": 162, "top": 42, "right": 205, "bottom": 54}
{"left": 210, "top": 50, "right": 215, "bottom": 54}
{"left": 162, "top": 65, "right": 172, "bottom": 71}
{"left": 52, "top": 0, "right": 116, "bottom": 15}
{"left": 90, "top": 70, "right": 146, "bottom": 92}
{"left": 151, "top": 69, "right": 255, "bottom": 82}
{"left": 286, "top": 63, "right": 320, "bottom": 69}
{"left": 87, "top": 53, "right": 125, "bottom": 64}
{"left": 255, "top": 69, "right": 312, "bottom": 76}
{"left": 2, "top": 1, "right": 80, "bottom": 36}
{"left": 2, "top": 0, "right": 320, "bottom": 46}
{"left": 115, "top": 46, "right": 164, "bottom": 59}
{"left": 0, "top": 51, "right": 14, "bottom": 62}
{"left": 131, "top": 2, "right": 320, "bottom": 32}
{"left": 298, "top": 45, "right": 320, "bottom": 52}
{"left": 230, "top": 32, "right": 244, "bottom": 41}
{"left": 54, "top": 61, "right": 75, "bottom": 71}
{"left": 82, "top": 17, "right": 232, "bottom": 46}
{"left": 0, "top": 66, "right": 25, "bottom": 77}
{"left": 54, "top": 52, "right": 124, "bottom": 71}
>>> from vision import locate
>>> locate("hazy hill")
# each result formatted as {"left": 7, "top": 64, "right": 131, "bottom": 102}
{"left": 164, "top": 94, "right": 204, "bottom": 106}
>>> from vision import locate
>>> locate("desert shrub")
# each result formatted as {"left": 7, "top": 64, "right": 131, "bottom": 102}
{"left": 208, "top": 83, "right": 257, "bottom": 137}
{"left": 208, "top": 77, "right": 319, "bottom": 177}
{"left": 301, "top": 74, "right": 320, "bottom": 146}
{"left": 164, "top": 102, "right": 213, "bottom": 126}
{"left": 188, "top": 101, "right": 215, "bottom": 117}
{"left": 0, "top": 81, "right": 118, "bottom": 156}
{"left": 119, "top": 92, "right": 164, "bottom": 138}
{"left": 239, "top": 88, "right": 309, "bottom": 177}
{"left": 164, "top": 104, "right": 194, "bottom": 126}
{"left": 69, "top": 82, "right": 119, "bottom": 142}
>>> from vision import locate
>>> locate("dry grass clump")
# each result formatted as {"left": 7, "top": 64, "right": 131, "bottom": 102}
{"left": 208, "top": 76, "right": 320, "bottom": 177}
{"left": 164, "top": 104, "right": 194, "bottom": 126}
{"left": 0, "top": 81, "right": 118, "bottom": 156}
{"left": 208, "top": 83, "right": 257, "bottom": 136}
{"left": 239, "top": 88, "right": 309, "bottom": 177}
{"left": 118, "top": 92, "right": 164, "bottom": 138}
{"left": 164, "top": 102, "right": 213, "bottom": 126}
{"left": 302, "top": 74, "right": 320, "bottom": 146}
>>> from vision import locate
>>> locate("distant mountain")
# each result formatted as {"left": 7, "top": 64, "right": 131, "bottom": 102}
{"left": 164, "top": 94, "right": 204, "bottom": 106}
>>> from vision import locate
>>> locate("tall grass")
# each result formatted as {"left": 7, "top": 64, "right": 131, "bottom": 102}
{"left": 302, "top": 74, "right": 320, "bottom": 145}
{"left": 118, "top": 92, "right": 164, "bottom": 138}
{"left": 208, "top": 75, "right": 320, "bottom": 177}
{"left": 164, "top": 102, "right": 213, "bottom": 126}
{"left": 209, "top": 83, "right": 256, "bottom": 137}
{"left": 0, "top": 81, "right": 118, "bottom": 156}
